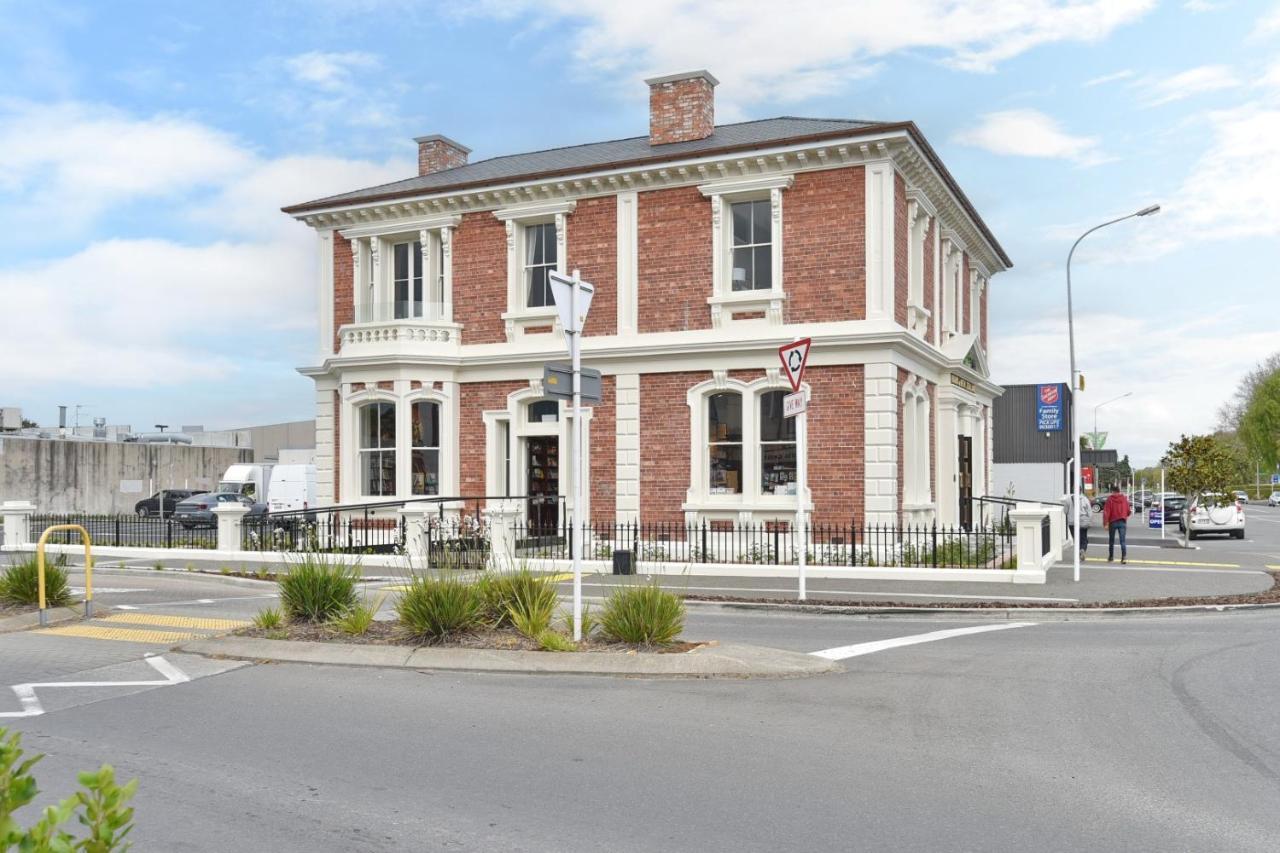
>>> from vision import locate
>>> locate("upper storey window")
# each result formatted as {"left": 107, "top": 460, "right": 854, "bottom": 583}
{"left": 392, "top": 240, "right": 423, "bottom": 319}
{"left": 731, "top": 200, "right": 772, "bottom": 292}
{"left": 524, "top": 222, "right": 557, "bottom": 308}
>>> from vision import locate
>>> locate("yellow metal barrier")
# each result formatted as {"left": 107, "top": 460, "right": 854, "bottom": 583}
{"left": 37, "top": 524, "right": 93, "bottom": 627}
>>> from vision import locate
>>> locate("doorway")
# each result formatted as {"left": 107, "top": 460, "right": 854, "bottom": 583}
{"left": 958, "top": 435, "right": 973, "bottom": 530}
{"left": 526, "top": 435, "right": 560, "bottom": 534}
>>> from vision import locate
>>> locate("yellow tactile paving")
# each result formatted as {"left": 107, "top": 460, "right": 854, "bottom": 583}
{"left": 34, "top": 625, "right": 200, "bottom": 644}
{"left": 99, "top": 612, "right": 250, "bottom": 631}
{"left": 1085, "top": 557, "right": 1241, "bottom": 568}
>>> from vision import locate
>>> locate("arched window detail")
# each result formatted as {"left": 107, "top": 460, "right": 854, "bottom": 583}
{"left": 708, "top": 392, "right": 743, "bottom": 495}
{"left": 359, "top": 402, "right": 396, "bottom": 497}
{"left": 759, "top": 390, "right": 796, "bottom": 495}
{"left": 902, "top": 376, "right": 932, "bottom": 508}
{"left": 411, "top": 400, "right": 440, "bottom": 496}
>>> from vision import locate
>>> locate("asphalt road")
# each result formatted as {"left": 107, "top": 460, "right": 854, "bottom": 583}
{"left": 2, "top": 569, "right": 1279, "bottom": 851}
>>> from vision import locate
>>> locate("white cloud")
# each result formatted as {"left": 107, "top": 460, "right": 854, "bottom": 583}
{"left": 1182, "top": 0, "right": 1224, "bottom": 11}
{"left": 954, "top": 109, "right": 1106, "bottom": 165}
{"left": 1257, "top": 3, "right": 1280, "bottom": 37}
{"left": 470, "top": 0, "right": 1154, "bottom": 114}
{"left": 283, "top": 51, "right": 379, "bottom": 92}
{"left": 1138, "top": 65, "right": 1240, "bottom": 106}
{"left": 1083, "top": 69, "right": 1134, "bottom": 87}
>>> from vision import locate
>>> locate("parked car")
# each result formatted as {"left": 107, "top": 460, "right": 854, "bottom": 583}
{"left": 173, "top": 492, "right": 266, "bottom": 529}
{"left": 1134, "top": 490, "right": 1153, "bottom": 508}
{"left": 1161, "top": 495, "right": 1186, "bottom": 526}
{"left": 1182, "top": 494, "right": 1246, "bottom": 539}
{"left": 1232, "top": 490, "right": 1250, "bottom": 505}
{"left": 133, "top": 489, "right": 198, "bottom": 517}
{"left": 1269, "top": 491, "right": 1280, "bottom": 507}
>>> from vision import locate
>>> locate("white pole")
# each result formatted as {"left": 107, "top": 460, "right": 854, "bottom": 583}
{"left": 797, "top": 404, "right": 807, "bottom": 601}
{"left": 1161, "top": 467, "right": 1166, "bottom": 540}
{"left": 570, "top": 270, "right": 583, "bottom": 642}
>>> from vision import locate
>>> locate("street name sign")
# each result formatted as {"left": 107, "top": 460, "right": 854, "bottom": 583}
{"left": 778, "top": 338, "right": 812, "bottom": 393}
{"left": 543, "top": 363, "right": 602, "bottom": 404}
{"left": 783, "top": 391, "right": 806, "bottom": 418}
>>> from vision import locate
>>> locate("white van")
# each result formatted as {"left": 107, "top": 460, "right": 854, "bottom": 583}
{"left": 267, "top": 464, "right": 317, "bottom": 514}
{"left": 218, "top": 463, "right": 274, "bottom": 503}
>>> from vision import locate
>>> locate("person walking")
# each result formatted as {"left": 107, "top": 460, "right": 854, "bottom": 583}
{"left": 1102, "top": 483, "right": 1131, "bottom": 564}
{"left": 1075, "top": 490, "right": 1093, "bottom": 557}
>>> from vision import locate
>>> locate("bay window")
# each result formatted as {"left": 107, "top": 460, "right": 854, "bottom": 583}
{"left": 411, "top": 400, "right": 440, "bottom": 496}
{"left": 359, "top": 402, "right": 396, "bottom": 496}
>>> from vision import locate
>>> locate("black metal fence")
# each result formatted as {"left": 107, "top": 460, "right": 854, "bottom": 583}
{"left": 241, "top": 511, "right": 406, "bottom": 554}
{"left": 515, "top": 516, "right": 1015, "bottom": 569}
{"left": 29, "top": 513, "right": 218, "bottom": 550}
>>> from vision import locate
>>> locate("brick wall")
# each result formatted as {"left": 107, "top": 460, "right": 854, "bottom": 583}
{"left": 452, "top": 212, "right": 507, "bottom": 345}
{"left": 783, "top": 167, "right": 865, "bottom": 323}
{"left": 637, "top": 187, "right": 712, "bottom": 333}
{"left": 807, "top": 365, "right": 865, "bottom": 525}
{"left": 333, "top": 233, "right": 353, "bottom": 353}
{"left": 923, "top": 218, "right": 936, "bottom": 343}
{"left": 567, "top": 196, "right": 618, "bottom": 337}
{"left": 590, "top": 375, "right": 616, "bottom": 523}
{"left": 640, "top": 371, "right": 705, "bottom": 522}
{"left": 458, "top": 380, "right": 526, "bottom": 496}
{"left": 894, "top": 172, "right": 908, "bottom": 328}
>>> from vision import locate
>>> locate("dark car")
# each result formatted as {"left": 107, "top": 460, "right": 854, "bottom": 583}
{"left": 133, "top": 489, "right": 198, "bottom": 517}
{"left": 1162, "top": 495, "right": 1186, "bottom": 526}
{"left": 173, "top": 492, "right": 267, "bottom": 529}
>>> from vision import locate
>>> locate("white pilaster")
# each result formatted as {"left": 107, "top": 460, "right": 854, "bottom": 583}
{"left": 615, "top": 373, "right": 640, "bottom": 524}
{"left": 863, "top": 362, "right": 899, "bottom": 525}
{"left": 440, "top": 225, "right": 455, "bottom": 322}
{"left": 318, "top": 230, "right": 334, "bottom": 357}
{"left": 616, "top": 192, "right": 638, "bottom": 335}
{"left": 313, "top": 379, "right": 337, "bottom": 507}
{"left": 864, "top": 162, "right": 896, "bottom": 322}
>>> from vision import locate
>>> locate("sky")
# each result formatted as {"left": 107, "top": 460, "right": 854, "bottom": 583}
{"left": 0, "top": 0, "right": 1277, "bottom": 465}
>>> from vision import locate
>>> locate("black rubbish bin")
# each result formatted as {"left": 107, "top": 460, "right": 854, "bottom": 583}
{"left": 612, "top": 549, "right": 635, "bottom": 576}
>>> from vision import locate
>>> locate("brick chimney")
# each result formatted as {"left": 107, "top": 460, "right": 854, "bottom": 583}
{"left": 645, "top": 70, "right": 718, "bottom": 145}
{"left": 414, "top": 134, "right": 470, "bottom": 176}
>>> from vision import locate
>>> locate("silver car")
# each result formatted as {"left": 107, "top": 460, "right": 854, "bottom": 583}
{"left": 173, "top": 492, "right": 267, "bottom": 529}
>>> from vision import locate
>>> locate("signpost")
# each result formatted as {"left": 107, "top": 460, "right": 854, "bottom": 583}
{"left": 543, "top": 363, "right": 603, "bottom": 404}
{"left": 778, "top": 338, "right": 812, "bottom": 601}
{"left": 548, "top": 269, "right": 594, "bottom": 641}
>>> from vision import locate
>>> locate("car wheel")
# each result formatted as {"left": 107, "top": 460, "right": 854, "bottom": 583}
{"left": 1233, "top": 529, "right": 1245, "bottom": 539}
{"left": 1188, "top": 531, "right": 1197, "bottom": 540}
{"left": 136, "top": 507, "right": 149, "bottom": 517}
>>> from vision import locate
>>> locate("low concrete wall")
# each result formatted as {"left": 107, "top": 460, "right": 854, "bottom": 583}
{"left": 0, "top": 436, "right": 252, "bottom": 514}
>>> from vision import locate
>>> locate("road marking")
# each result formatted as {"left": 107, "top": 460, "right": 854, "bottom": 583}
{"left": 1085, "top": 557, "right": 1240, "bottom": 568}
{"left": 117, "top": 593, "right": 277, "bottom": 609}
{"left": 34, "top": 625, "right": 201, "bottom": 644}
{"left": 577, "top": 581, "right": 1078, "bottom": 603}
{"left": 810, "top": 623, "right": 1037, "bottom": 661}
{"left": 0, "top": 655, "right": 189, "bottom": 719}
{"left": 70, "top": 587, "right": 150, "bottom": 595}
{"left": 100, "top": 612, "right": 250, "bottom": 631}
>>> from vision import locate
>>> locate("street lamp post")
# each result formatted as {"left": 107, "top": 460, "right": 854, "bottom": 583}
{"left": 1068, "top": 204, "right": 1159, "bottom": 583}
{"left": 1092, "top": 391, "right": 1133, "bottom": 445}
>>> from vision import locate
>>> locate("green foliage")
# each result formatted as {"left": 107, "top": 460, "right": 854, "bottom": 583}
{"left": 333, "top": 596, "right": 381, "bottom": 636}
{"left": 1239, "top": 369, "right": 1280, "bottom": 471}
{"left": 537, "top": 630, "right": 577, "bottom": 652}
{"left": 0, "top": 554, "right": 73, "bottom": 607}
{"left": 252, "top": 606, "right": 284, "bottom": 630}
{"left": 504, "top": 574, "right": 558, "bottom": 639}
{"left": 396, "top": 574, "right": 483, "bottom": 641}
{"left": 560, "top": 602, "right": 598, "bottom": 639}
{"left": 277, "top": 555, "right": 360, "bottom": 623}
{"left": 0, "top": 727, "right": 136, "bottom": 852}
{"left": 476, "top": 568, "right": 557, "bottom": 629}
{"left": 599, "top": 581, "right": 685, "bottom": 646}
{"left": 1162, "top": 434, "right": 1241, "bottom": 504}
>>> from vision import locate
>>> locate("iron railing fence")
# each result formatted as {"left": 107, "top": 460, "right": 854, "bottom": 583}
{"left": 29, "top": 513, "right": 218, "bottom": 550}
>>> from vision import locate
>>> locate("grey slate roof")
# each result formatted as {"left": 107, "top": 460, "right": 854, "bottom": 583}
{"left": 285, "top": 117, "right": 884, "bottom": 213}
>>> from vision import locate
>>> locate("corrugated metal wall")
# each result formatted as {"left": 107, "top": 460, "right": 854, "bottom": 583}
{"left": 993, "top": 384, "right": 1074, "bottom": 464}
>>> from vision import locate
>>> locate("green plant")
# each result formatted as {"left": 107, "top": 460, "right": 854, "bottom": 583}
{"left": 537, "top": 630, "right": 576, "bottom": 652}
{"left": 153, "top": 560, "right": 164, "bottom": 572}
{"left": 252, "top": 606, "right": 284, "bottom": 630}
{"left": 255, "top": 568, "right": 270, "bottom": 580}
{"left": 476, "top": 568, "right": 557, "bottom": 629}
{"left": 0, "top": 554, "right": 73, "bottom": 607}
{"left": 0, "top": 727, "right": 137, "bottom": 852}
{"left": 333, "top": 595, "right": 382, "bottom": 636}
{"left": 560, "top": 602, "right": 598, "bottom": 639}
{"left": 396, "top": 574, "right": 483, "bottom": 641}
{"left": 599, "top": 581, "right": 685, "bottom": 646}
{"left": 219, "top": 566, "right": 232, "bottom": 575}
{"left": 277, "top": 555, "right": 360, "bottom": 623}
{"left": 505, "top": 574, "right": 558, "bottom": 639}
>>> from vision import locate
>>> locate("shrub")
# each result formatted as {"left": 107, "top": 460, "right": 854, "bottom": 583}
{"left": 505, "top": 574, "right": 558, "bottom": 639}
{"left": 333, "top": 598, "right": 379, "bottom": 636}
{"left": 396, "top": 574, "right": 483, "bottom": 641}
{"left": 0, "top": 554, "right": 73, "bottom": 607}
{"left": 599, "top": 581, "right": 685, "bottom": 646}
{"left": 252, "top": 607, "right": 284, "bottom": 630}
{"left": 477, "top": 568, "right": 557, "bottom": 629}
{"left": 278, "top": 556, "right": 359, "bottom": 623}
{"left": 537, "top": 630, "right": 576, "bottom": 652}
{"left": 560, "top": 602, "right": 598, "bottom": 639}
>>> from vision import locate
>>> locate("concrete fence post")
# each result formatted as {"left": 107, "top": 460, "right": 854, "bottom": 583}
{"left": 397, "top": 502, "right": 435, "bottom": 567}
{"left": 2, "top": 501, "right": 37, "bottom": 548}
{"left": 212, "top": 504, "right": 249, "bottom": 552}
{"left": 1045, "top": 504, "right": 1068, "bottom": 554}
{"left": 1009, "top": 507, "right": 1051, "bottom": 584}
{"left": 481, "top": 500, "right": 521, "bottom": 571}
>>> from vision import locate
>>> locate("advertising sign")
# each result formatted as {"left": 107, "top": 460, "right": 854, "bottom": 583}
{"left": 1082, "top": 466, "right": 1095, "bottom": 491}
{"left": 1148, "top": 507, "right": 1163, "bottom": 529}
{"left": 1036, "top": 383, "right": 1065, "bottom": 432}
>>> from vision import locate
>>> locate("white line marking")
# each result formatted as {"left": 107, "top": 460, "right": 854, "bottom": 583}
{"left": 70, "top": 587, "right": 150, "bottom": 595}
{"left": 810, "top": 623, "right": 1037, "bottom": 661}
{"left": 115, "top": 605, "right": 139, "bottom": 610}
{"left": 578, "top": 582, "right": 1077, "bottom": 603}
{"left": 0, "top": 656, "right": 190, "bottom": 718}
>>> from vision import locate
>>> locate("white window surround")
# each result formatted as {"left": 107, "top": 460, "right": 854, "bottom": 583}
{"left": 901, "top": 373, "right": 933, "bottom": 512}
{"left": 699, "top": 175, "right": 792, "bottom": 328}
{"left": 905, "top": 191, "right": 934, "bottom": 341}
{"left": 941, "top": 230, "right": 965, "bottom": 341}
{"left": 340, "top": 382, "right": 459, "bottom": 502}
{"left": 493, "top": 200, "right": 576, "bottom": 340}
{"left": 683, "top": 370, "right": 811, "bottom": 520}
{"left": 340, "top": 215, "right": 461, "bottom": 327}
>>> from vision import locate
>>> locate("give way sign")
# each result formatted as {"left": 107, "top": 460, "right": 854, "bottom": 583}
{"left": 778, "top": 338, "right": 812, "bottom": 393}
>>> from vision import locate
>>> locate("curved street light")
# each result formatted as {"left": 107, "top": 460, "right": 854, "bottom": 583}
{"left": 1092, "top": 391, "right": 1133, "bottom": 443}
{"left": 1068, "top": 205, "right": 1159, "bottom": 583}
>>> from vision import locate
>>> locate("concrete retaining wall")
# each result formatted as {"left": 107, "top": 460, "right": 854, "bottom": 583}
{"left": 0, "top": 435, "right": 252, "bottom": 513}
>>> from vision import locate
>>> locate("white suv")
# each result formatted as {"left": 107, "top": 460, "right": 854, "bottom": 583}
{"left": 1269, "top": 491, "right": 1280, "bottom": 507}
{"left": 1185, "top": 494, "right": 1246, "bottom": 540}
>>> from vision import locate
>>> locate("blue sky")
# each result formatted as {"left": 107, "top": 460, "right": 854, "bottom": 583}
{"left": 1, "top": 0, "right": 1277, "bottom": 464}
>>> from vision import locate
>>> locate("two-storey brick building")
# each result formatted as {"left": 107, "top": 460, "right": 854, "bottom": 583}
{"left": 283, "top": 70, "right": 1010, "bottom": 531}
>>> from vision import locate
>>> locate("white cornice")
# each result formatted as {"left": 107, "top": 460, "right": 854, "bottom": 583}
{"left": 339, "top": 214, "right": 461, "bottom": 239}
{"left": 697, "top": 173, "right": 794, "bottom": 197}
{"left": 492, "top": 198, "right": 577, "bottom": 221}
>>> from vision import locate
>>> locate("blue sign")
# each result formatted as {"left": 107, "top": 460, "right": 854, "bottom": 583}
{"left": 1036, "top": 383, "right": 1065, "bottom": 432}
{"left": 1148, "top": 508, "right": 1162, "bottom": 529}
{"left": 1272, "top": 474, "right": 1279, "bottom": 486}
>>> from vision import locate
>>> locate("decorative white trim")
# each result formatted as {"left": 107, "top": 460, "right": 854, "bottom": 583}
{"left": 339, "top": 214, "right": 462, "bottom": 240}
{"left": 696, "top": 173, "right": 794, "bottom": 198}
{"left": 864, "top": 161, "right": 896, "bottom": 322}
{"left": 318, "top": 230, "right": 334, "bottom": 357}
{"left": 500, "top": 207, "right": 572, "bottom": 340}
{"left": 863, "top": 362, "right": 899, "bottom": 524}
{"left": 492, "top": 199, "right": 577, "bottom": 221}
{"left": 703, "top": 179, "right": 789, "bottom": 328}
{"left": 616, "top": 191, "right": 639, "bottom": 335}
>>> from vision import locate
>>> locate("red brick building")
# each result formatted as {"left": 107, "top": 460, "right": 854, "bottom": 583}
{"left": 284, "top": 70, "right": 1010, "bottom": 530}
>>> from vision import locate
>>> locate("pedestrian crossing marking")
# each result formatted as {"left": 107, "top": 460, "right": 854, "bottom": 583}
{"left": 100, "top": 613, "right": 250, "bottom": 631}
{"left": 34, "top": 625, "right": 200, "bottom": 644}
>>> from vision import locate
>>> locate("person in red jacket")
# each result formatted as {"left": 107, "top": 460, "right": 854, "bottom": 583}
{"left": 1101, "top": 484, "right": 1132, "bottom": 563}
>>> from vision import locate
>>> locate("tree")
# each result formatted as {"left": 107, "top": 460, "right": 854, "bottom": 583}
{"left": 1238, "top": 370, "right": 1280, "bottom": 473}
{"left": 1161, "top": 434, "right": 1241, "bottom": 547}
{"left": 1218, "top": 351, "right": 1280, "bottom": 432}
